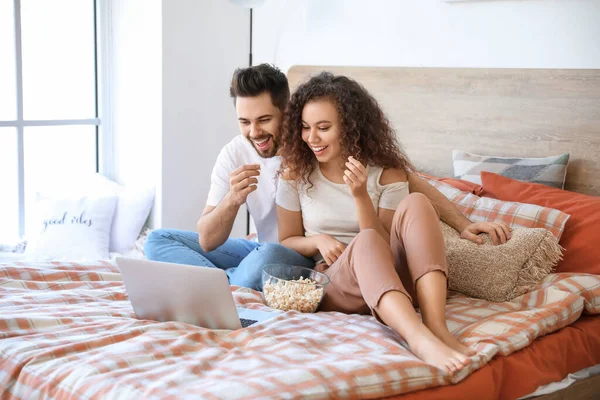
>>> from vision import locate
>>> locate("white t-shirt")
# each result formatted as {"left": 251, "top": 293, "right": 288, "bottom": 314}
{"left": 276, "top": 165, "right": 409, "bottom": 262}
{"left": 206, "top": 135, "right": 281, "bottom": 243}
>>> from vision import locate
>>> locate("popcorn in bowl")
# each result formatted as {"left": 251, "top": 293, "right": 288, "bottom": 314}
{"left": 262, "top": 264, "right": 330, "bottom": 313}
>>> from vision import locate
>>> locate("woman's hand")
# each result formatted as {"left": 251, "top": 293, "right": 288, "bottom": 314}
{"left": 343, "top": 156, "right": 368, "bottom": 197}
{"left": 316, "top": 234, "right": 347, "bottom": 266}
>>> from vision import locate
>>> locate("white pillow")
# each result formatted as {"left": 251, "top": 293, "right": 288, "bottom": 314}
{"left": 25, "top": 196, "right": 118, "bottom": 261}
{"left": 36, "top": 174, "right": 155, "bottom": 254}
{"left": 88, "top": 175, "right": 155, "bottom": 253}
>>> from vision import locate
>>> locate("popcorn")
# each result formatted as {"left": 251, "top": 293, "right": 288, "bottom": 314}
{"left": 263, "top": 277, "right": 324, "bottom": 313}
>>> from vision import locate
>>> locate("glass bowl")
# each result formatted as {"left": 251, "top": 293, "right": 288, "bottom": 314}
{"left": 262, "top": 264, "right": 330, "bottom": 313}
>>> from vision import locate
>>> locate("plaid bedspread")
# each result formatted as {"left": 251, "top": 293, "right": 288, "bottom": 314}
{"left": 0, "top": 261, "right": 599, "bottom": 399}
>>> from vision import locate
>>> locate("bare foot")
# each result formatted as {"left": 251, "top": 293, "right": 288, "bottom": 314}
{"left": 427, "top": 325, "right": 476, "bottom": 357}
{"left": 439, "top": 332, "right": 476, "bottom": 357}
{"left": 407, "top": 326, "right": 471, "bottom": 375}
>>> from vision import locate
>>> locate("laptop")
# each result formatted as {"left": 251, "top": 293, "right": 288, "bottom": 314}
{"left": 115, "top": 257, "right": 279, "bottom": 330}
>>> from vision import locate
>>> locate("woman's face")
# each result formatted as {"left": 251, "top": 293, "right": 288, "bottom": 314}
{"left": 301, "top": 99, "right": 342, "bottom": 164}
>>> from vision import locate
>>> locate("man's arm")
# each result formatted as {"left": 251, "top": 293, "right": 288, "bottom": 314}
{"left": 408, "top": 173, "right": 511, "bottom": 245}
{"left": 196, "top": 196, "right": 238, "bottom": 252}
{"left": 197, "top": 164, "right": 260, "bottom": 252}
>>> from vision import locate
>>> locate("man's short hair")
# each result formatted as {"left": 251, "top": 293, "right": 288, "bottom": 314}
{"left": 229, "top": 64, "right": 290, "bottom": 112}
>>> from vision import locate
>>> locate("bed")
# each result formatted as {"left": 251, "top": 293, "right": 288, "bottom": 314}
{"left": 289, "top": 66, "right": 600, "bottom": 399}
{"left": 1, "top": 66, "right": 599, "bottom": 399}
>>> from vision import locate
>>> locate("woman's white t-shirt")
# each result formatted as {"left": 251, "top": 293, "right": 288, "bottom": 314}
{"left": 276, "top": 164, "right": 409, "bottom": 261}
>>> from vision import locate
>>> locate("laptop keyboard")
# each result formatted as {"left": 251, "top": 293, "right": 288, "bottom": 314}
{"left": 240, "top": 318, "right": 258, "bottom": 328}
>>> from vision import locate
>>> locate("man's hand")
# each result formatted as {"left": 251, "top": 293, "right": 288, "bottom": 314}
{"left": 460, "top": 221, "right": 512, "bottom": 245}
{"left": 316, "top": 234, "right": 347, "bottom": 265}
{"left": 228, "top": 164, "right": 260, "bottom": 206}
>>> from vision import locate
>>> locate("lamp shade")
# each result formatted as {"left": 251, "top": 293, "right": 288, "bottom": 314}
{"left": 229, "top": 0, "right": 266, "bottom": 8}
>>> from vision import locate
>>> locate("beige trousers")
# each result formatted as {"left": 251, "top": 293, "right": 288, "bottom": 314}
{"left": 317, "top": 193, "right": 448, "bottom": 316}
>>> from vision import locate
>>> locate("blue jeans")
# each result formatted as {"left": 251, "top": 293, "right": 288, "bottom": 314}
{"left": 144, "top": 228, "right": 314, "bottom": 291}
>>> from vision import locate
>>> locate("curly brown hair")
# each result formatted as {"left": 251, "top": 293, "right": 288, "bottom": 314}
{"left": 279, "top": 72, "right": 413, "bottom": 187}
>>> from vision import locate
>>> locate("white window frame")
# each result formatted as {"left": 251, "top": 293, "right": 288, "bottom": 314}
{"left": 0, "top": 0, "right": 105, "bottom": 238}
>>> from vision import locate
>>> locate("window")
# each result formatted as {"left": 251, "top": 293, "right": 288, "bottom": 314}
{"left": 0, "top": 0, "right": 99, "bottom": 241}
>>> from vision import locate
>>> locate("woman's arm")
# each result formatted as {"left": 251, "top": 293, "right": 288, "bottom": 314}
{"left": 277, "top": 173, "right": 348, "bottom": 266}
{"left": 353, "top": 193, "right": 390, "bottom": 242}
{"left": 344, "top": 157, "right": 398, "bottom": 242}
{"left": 277, "top": 205, "right": 320, "bottom": 257}
{"left": 276, "top": 173, "right": 319, "bottom": 256}
{"left": 277, "top": 205, "right": 347, "bottom": 266}
{"left": 376, "top": 167, "right": 409, "bottom": 238}
{"left": 407, "top": 173, "right": 471, "bottom": 232}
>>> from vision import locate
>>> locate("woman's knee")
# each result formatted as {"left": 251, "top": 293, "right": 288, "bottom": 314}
{"left": 399, "top": 192, "right": 428, "bottom": 209}
{"left": 354, "top": 228, "right": 383, "bottom": 244}
{"left": 351, "top": 229, "right": 392, "bottom": 266}
{"left": 352, "top": 229, "right": 392, "bottom": 253}
{"left": 396, "top": 192, "right": 439, "bottom": 218}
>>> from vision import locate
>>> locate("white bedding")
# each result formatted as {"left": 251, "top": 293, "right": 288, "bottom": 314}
{"left": 0, "top": 252, "right": 26, "bottom": 262}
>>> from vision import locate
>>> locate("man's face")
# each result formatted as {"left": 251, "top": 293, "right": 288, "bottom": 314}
{"left": 236, "top": 91, "right": 282, "bottom": 158}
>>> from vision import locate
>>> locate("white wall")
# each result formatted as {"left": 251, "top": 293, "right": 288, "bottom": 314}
{"left": 253, "top": 0, "right": 600, "bottom": 71}
{"left": 108, "top": 0, "right": 599, "bottom": 239}
{"left": 104, "top": 0, "right": 163, "bottom": 227}
{"left": 109, "top": 0, "right": 250, "bottom": 236}
{"left": 162, "top": 0, "right": 249, "bottom": 235}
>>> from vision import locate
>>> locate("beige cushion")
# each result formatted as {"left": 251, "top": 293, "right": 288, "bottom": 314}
{"left": 441, "top": 222, "right": 563, "bottom": 302}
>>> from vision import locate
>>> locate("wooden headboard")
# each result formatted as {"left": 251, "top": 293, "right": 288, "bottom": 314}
{"left": 287, "top": 66, "right": 600, "bottom": 196}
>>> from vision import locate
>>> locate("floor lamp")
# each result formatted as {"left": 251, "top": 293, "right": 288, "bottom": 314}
{"left": 229, "top": 0, "right": 266, "bottom": 236}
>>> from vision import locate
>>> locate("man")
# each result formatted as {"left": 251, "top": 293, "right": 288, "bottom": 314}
{"left": 145, "top": 64, "right": 510, "bottom": 291}
{"left": 145, "top": 64, "right": 314, "bottom": 291}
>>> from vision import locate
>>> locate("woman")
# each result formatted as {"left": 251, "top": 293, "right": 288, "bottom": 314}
{"left": 276, "top": 72, "right": 473, "bottom": 375}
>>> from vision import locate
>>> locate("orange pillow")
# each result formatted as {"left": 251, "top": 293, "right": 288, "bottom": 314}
{"left": 417, "top": 173, "right": 484, "bottom": 195}
{"left": 480, "top": 171, "right": 600, "bottom": 275}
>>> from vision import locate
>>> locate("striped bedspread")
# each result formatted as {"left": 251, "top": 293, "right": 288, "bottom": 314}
{"left": 0, "top": 261, "right": 598, "bottom": 399}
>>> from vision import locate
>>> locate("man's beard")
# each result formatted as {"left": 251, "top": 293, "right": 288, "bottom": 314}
{"left": 248, "top": 134, "right": 279, "bottom": 158}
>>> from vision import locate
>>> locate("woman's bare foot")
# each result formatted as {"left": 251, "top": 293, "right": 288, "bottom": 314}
{"left": 406, "top": 326, "right": 471, "bottom": 375}
{"left": 438, "top": 331, "right": 476, "bottom": 357}
{"left": 427, "top": 324, "right": 476, "bottom": 357}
